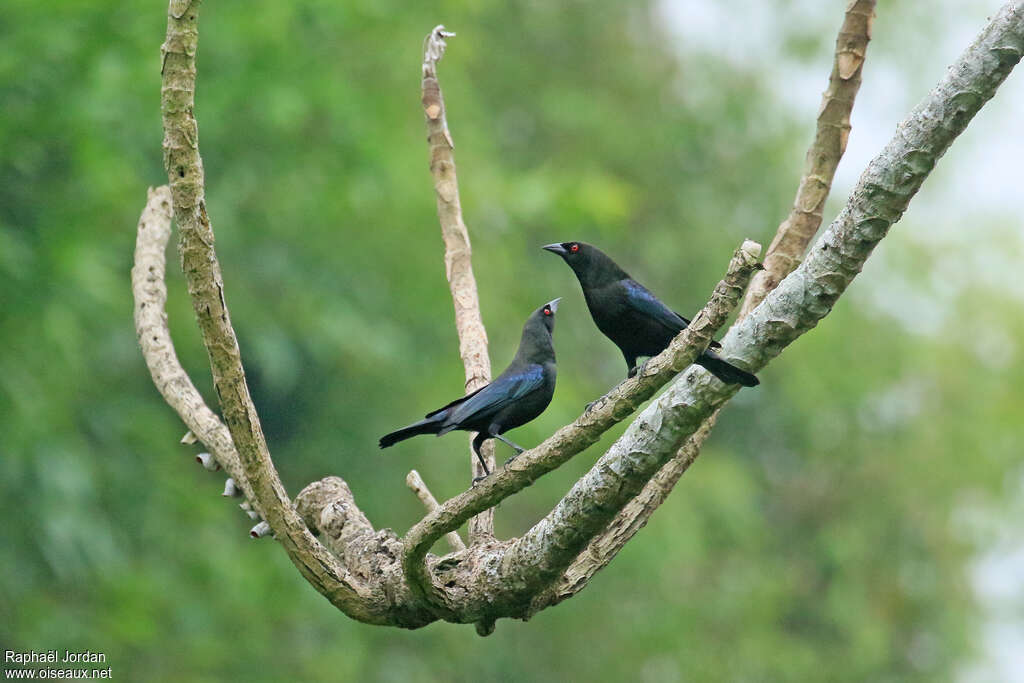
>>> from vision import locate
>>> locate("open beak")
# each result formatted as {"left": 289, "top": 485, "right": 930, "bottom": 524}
{"left": 546, "top": 297, "right": 562, "bottom": 313}
{"left": 542, "top": 243, "right": 568, "bottom": 256}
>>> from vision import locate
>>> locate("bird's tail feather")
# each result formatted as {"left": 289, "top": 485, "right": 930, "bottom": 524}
{"left": 379, "top": 416, "right": 445, "bottom": 449}
{"left": 698, "top": 349, "right": 759, "bottom": 387}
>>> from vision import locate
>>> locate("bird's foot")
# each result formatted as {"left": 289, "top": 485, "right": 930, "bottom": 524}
{"left": 472, "top": 474, "right": 488, "bottom": 486}
{"left": 584, "top": 399, "right": 598, "bottom": 412}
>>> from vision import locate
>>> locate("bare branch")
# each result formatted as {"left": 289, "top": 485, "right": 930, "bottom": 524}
{"left": 159, "top": 0, "right": 374, "bottom": 622}
{"left": 508, "top": 1, "right": 1024, "bottom": 614}
{"left": 740, "top": 0, "right": 876, "bottom": 317}
{"left": 553, "top": 0, "right": 879, "bottom": 601}
{"left": 493, "top": 270, "right": 762, "bottom": 602}
{"left": 403, "top": 241, "right": 764, "bottom": 604}
{"left": 407, "top": 470, "right": 467, "bottom": 551}
{"left": 132, "top": 185, "right": 261, "bottom": 514}
{"left": 140, "top": 2, "right": 1023, "bottom": 634}
{"left": 421, "top": 24, "right": 496, "bottom": 541}
{"left": 532, "top": 413, "right": 718, "bottom": 612}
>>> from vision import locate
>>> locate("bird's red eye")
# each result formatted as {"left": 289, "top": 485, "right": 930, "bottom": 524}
{"left": 570, "top": 243, "right": 579, "bottom": 253}
{"left": 543, "top": 308, "right": 552, "bottom": 316}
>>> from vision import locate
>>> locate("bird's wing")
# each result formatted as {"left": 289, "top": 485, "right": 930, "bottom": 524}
{"left": 623, "top": 280, "right": 723, "bottom": 349}
{"left": 621, "top": 279, "right": 689, "bottom": 333}
{"left": 424, "top": 384, "right": 487, "bottom": 418}
{"left": 448, "top": 365, "right": 546, "bottom": 425}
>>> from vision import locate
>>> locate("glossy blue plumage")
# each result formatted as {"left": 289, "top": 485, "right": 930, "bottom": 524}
{"left": 544, "top": 241, "right": 758, "bottom": 386}
{"left": 379, "top": 299, "right": 560, "bottom": 476}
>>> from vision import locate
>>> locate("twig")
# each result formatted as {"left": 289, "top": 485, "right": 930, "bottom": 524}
{"left": 403, "top": 241, "right": 763, "bottom": 602}
{"left": 132, "top": 186, "right": 260, "bottom": 514}
{"left": 421, "top": 25, "right": 496, "bottom": 542}
{"left": 159, "top": 0, "right": 372, "bottom": 622}
{"left": 740, "top": 0, "right": 876, "bottom": 318}
{"left": 407, "top": 470, "right": 467, "bottom": 551}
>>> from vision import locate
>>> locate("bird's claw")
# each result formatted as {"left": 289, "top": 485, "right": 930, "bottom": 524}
{"left": 471, "top": 474, "right": 488, "bottom": 486}
{"left": 584, "top": 400, "right": 598, "bottom": 412}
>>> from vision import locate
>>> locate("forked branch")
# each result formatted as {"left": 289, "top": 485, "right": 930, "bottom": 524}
{"left": 516, "top": 8, "right": 1024, "bottom": 613}
{"left": 159, "top": 0, "right": 375, "bottom": 623}
{"left": 407, "top": 470, "right": 467, "bottom": 552}
{"left": 138, "top": 0, "right": 1024, "bottom": 634}
{"left": 402, "top": 241, "right": 764, "bottom": 602}
{"left": 555, "top": 0, "right": 879, "bottom": 597}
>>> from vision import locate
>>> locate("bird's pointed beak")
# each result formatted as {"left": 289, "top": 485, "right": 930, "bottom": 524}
{"left": 546, "top": 297, "right": 562, "bottom": 313}
{"left": 542, "top": 243, "right": 568, "bottom": 256}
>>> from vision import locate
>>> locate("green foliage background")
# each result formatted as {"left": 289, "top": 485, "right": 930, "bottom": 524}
{"left": 2, "top": 1, "right": 1022, "bottom": 680}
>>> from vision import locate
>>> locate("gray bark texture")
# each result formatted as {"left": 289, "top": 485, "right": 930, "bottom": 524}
{"left": 135, "top": 0, "right": 1024, "bottom": 633}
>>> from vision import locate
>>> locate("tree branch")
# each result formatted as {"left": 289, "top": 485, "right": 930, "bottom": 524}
{"left": 531, "top": 411, "right": 718, "bottom": 613}
{"left": 740, "top": 0, "right": 876, "bottom": 318}
{"left": 549, "top": 0, "right": 879, "bottom": 602}
{"left": 509, "top": 2, "right": 1024, "bottom": 616}
{"left": 421, "top": 25, "right": 496, "bottom": 542}
{"left": 139, "top": 2, "right": 1024, "bottom": 634}
{"left": 294, "top": 477, "right": 437, "bottom": 628}
{"left": 407, "top": 470, "right": 467, "bottom": 551}
{"left": 159, "top": 0, "right": 375, "bottom": 623}
{"left": 402, "top": 241, "right": 764, "bottom": 607}
{"left": 132, "top": 185, "right": 262, "bottom": 519}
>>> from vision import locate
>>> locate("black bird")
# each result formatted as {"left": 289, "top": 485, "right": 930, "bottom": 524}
{"left": 379, "top": 298, "right": 561, "bottom": 476}
{"left": 543, "top": 241, "right": 758, "bottom": 387}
